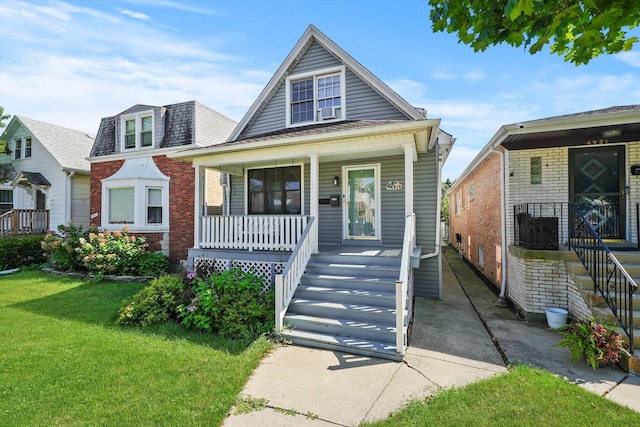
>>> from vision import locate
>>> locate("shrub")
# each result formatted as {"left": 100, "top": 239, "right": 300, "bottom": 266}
{"left": 177, "top": 269, "right": 275, "bottom": 339}
{"left": 557, "top": 319, "right": 625, "bottom": 369}
{"left": 115, "top": 275, "right": 185, "bottom": 326}
{"left": 0, "top": 236, "right": 47, "bottom": 270}
{"left": 136, "top": 252, "right": 170, "bottom": 276}
{"left": 41, "top": 223, "right": 97, "bottom": 272}
{"left": 78, "top": 228, "right": 148, "bottom": 276}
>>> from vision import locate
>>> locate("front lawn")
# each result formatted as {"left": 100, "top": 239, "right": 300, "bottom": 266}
{"left": 0, "top": 271, "right": 271, "bottom": 426}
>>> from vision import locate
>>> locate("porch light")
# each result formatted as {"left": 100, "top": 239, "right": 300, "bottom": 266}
{"left": 602, "top": 128, "right": 621, "bottom": 138}
{"left": 333, "top": 176, "right": 340, "bottom": 186}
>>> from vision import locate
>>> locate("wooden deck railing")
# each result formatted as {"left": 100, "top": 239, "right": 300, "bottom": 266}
{"left": 0, "top": 209, "right": 50, "bottom": 237}
{"left": 200, "top": 215, "right": 309, "bottom": 251}
{"left": 395, "top": 213, "right": 416, "bottom": 356}
{"left": 274, "top": 217, "right": 316, "bottom": 333}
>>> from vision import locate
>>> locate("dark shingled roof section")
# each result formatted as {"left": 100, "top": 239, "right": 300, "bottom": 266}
{"left": 525, "top": 105, "right": 640, "bottom": 123}
{"left": 162, "top": 102, "right": 194, "bottom": 148}
{"left": 232, "top": 120, "right": 408, "bottom": 145}
{"left": 91, "top": 116, "right": 117, "bottom": 157}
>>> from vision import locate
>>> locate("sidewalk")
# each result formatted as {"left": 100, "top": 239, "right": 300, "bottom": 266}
{"left": 223, "top": 245, "right": 639, "bottom": 426}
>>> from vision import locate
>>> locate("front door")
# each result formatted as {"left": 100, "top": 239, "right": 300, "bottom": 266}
{"left": 343, "top": 165, "right": 380, "bottom": 241}
{"left": 570, "top": 145, "right": 626, "bottom": 239}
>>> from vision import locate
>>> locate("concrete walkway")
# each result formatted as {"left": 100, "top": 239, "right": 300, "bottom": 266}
{"left": 223, "top": 245, "right": 639, "bottom": 426}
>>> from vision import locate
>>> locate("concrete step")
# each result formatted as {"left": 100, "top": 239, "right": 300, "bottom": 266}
{"left": 586, "top": 291, "right": 640, "bottom": 310}
{"left": 281, "top": 329, "right": 402, "bottom": 361}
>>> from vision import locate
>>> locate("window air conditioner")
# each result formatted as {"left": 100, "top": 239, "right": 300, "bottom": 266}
{"left": 319, "top": 106, "right": 336, "bottom": 119}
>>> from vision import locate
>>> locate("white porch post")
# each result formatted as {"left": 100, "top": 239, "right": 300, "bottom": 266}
{"left": 403, "top": 143, "right": 416, "bottom": 217}
{"left": 309, "top": 153, "right": 319, "bottom": 253}
{"left": 194, "top": 164, "right": 202, "bottom": 249}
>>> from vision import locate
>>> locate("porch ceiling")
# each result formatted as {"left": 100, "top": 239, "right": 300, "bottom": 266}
{"left": 501, "top": 122, "right": 640, "bottom": 150}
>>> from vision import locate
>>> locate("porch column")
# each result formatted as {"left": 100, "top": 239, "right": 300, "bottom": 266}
{"left": 403, "top": 143, "right": 416, "bottom": 217}
{"left": 309, "top": 153, "right": 319, "bottom": 253}
{"left": 193, "top": 164, "right": 202, "bottom": 249}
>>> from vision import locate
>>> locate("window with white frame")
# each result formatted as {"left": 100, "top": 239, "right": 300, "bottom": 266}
{"left": 25, "top": 138, "right": 32, "bottom": 158}
{"left": 122, "top": 112, "right": 154, "bottom": 151}
{"left": 468, "top": 180, "right": 474, "bottom": 201}
{"left": 14, "top": 138, "right": 22, "bottom": 160}
{"left": 286, "top": 66, "right": 345, "bottom": 127}
{"left": 102, "top": 157, "right": 169, "bottom": 231}
{"left": 454, "top": 191, "right": 461, "bottom": 216}
{"left": 248, "top": 166, "right": 302, "bottom": 214}
{"left": 0, "top": 190, "right": 13, "bottom": 211}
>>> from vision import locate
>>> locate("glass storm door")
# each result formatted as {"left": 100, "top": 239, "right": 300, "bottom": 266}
{"left": 570, "top": 145, "right": 625, "bottom": 239}
{"left": 344, "top": 166, "right": 379, "bottom": 240}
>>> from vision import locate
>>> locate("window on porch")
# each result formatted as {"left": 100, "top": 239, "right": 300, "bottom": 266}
{"left": 0, "top": 190, "right": 13, "bottom": 211}
{"left": 248, "top": 166, "right": 301, "bottom": 214}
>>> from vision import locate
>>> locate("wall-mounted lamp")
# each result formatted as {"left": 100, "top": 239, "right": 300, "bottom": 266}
{"left": 333, "top": 176, "right": 340, "bottom": 187}
{"left": 602, "top": 128, "right": 621, "bottom": 138}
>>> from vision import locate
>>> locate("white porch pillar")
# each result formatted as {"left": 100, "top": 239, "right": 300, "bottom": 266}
{"left": 194, "top": 164, "right": 202, "bottom": 249}
{"left": 309, "top": 153, "right": 319, "bottom": 253}
{"left": 403, "top": 143, "right": 416, "bottom": 217}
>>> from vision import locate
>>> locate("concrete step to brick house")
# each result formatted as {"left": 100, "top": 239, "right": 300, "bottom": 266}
{"left": 280, "top": 251, "right": 404, "bottom": 360}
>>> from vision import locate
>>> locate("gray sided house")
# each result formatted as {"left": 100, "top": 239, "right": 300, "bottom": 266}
{"left": 0, "top": 116, "right": 95, "bottom": 236}
{"left": 173, "top": 25, "right": 454, "bottom": 359}
{"left": 448, "top": 105, "right": 639, "bottom": 354}
{"left": 88, "top": 101, "right": 237, "bottom": 264}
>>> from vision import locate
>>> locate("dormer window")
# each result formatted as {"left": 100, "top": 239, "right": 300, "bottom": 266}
{"left": 122, "top": 112, "right": 154, "bottom": 150}
{"left": 13, "top": 137, "right": 32, "bottom": 160}
{"left": 286, "top": 66, "right": 345, "bottom": 127}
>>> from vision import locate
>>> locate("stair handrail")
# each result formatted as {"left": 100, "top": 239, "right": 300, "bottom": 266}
{"left": 395, "top": 213, "right": 416, "bottom": 356}
{"left": 0, "top": 210, "right": 13, "bottom": 237}
{"left": 274, "top": 216, "right": 316, "bottom": 333}
{"left": 570, "top": 206, "right": 637, "bottom": 352}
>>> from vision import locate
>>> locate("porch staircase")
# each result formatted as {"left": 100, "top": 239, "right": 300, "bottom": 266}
{"left": 280, "top": 252, "right": 404, "bottom": 360}
{"left": 566, "top": 251, "right": 640, "bottom": 371}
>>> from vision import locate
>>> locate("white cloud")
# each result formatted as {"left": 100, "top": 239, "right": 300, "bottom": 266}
{"left": 616, "top": 51, "right": 640, "bottom": 68}
{"left": 120, "top": 9, "right": 151, "bottom": 20}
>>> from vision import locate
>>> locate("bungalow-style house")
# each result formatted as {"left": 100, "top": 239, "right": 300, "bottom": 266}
{"left": 88, "top": 101, "right": 237, "bottom": 265}
{"left": 171, "top": 25, "right": 454, "bottom": 359}
{"left": 448, "top": 105, "right": 639, "bottom": 353}
{"left": 0, "top": 116, "right": 95, "bottom": 236}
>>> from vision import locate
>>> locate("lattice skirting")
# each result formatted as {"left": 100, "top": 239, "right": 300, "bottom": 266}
{"left": 193, "top": 257, "right": 285, "bottom": 292}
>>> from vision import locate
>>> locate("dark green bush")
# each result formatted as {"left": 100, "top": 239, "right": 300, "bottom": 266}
{"left": 136, "top": 252, "right": 170, "bottom": 276}
{"left": 0, "top": 236, "right": 46, "bottom": 270}
{"left": 115, "top": 275, "right": 185, "bottom": 326}
{"left": 177, "top": 269, "right": 275, "bottom": 339}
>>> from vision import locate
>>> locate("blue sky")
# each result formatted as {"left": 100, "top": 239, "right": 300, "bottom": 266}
{"left": 1, "top": 0, "right": 639, "bottom": 180}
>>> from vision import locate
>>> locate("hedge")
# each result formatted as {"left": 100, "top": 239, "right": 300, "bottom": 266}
{"left": 0, "top": 236, "right": 47, "bottom": 270}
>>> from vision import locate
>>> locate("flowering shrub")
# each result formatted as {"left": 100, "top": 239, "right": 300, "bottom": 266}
{"left": 41, "top": 223, "right": 97, "bottom": 271}
{"left": 78, "top": 228, "right": 148, "bottom": 275}
{"left": 115, "top": 275, "right": 184, "bottom": 326}
{"left": 557, "top": 319, "right": 625, "bottom": 369}
{"left": 177, "top": 269, "right": 275, "bottom": 339}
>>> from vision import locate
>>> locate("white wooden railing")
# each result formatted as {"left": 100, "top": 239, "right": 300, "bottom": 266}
{"left": 395, "top": 213, "right": 416, "bottom": 356}
{"left": 0, "top": 209, "right": 50, "bottom": 237}
{"left": 275, "top": 217, "right": 317, "bottom": 333}
{"left": 200, "top": 215, "right": 309, "bottom": 251}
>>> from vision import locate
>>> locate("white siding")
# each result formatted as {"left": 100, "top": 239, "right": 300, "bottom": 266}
{"left": 70, "top": 174, "right": 90, "bottom": 227}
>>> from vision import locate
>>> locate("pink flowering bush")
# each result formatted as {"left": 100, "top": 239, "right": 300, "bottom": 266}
{"left": 557, "top": 319, "right": 625, "bottom": 369}
{"left": 41, "top": 223, "right": 98, "bottom": 271}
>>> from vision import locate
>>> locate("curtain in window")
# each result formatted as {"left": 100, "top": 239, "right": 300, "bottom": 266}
{"left": 249, "top": 166, "right": 301, "bottom": 214}
{"left": 109, "top": 188, "right": 134, "bottom": 223}
{"left": 147, "top": 188, "right": 162, "bottom": 223}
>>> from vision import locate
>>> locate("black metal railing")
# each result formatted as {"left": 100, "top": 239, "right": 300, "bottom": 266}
{"left": 637, "top": 203, "right": 639, "bottom": 249}
{"left": 514, "top": 203, "right": 569, "bottom": 250}
{"left": 571, "top": 208, "right": 637, "bottom": 353}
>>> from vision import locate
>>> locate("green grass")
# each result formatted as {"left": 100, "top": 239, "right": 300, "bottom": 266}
{"left": 0, "top": 271, "right": 272, "bottom": 426}
{"left": 365, "top": 364, "right": 640, "bottom": 427}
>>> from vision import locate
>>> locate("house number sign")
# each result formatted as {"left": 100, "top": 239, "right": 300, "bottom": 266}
{"left": 386, "top": 180, "right": 403, "bottom": 190}
{"left": 586, "top": 138, "right": 609, "bottom": 145}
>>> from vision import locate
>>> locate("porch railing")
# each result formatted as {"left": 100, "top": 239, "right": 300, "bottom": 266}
{"left": 0, "top": 209, "right": 50, "bottom": 237}
{"left": 395, "top": 213, "right": 416, "bottom": 356}
{"left": 514, "top": 203, "right": 569, "bottom": 249}
{"left": 200, "top": 215, "right": 309, "bottom": 251}
{"left": 570, "top": 208, "right": 637, "bottom": 353}
{"left": 274, "top": 217, "right": 316, "bottom": 333}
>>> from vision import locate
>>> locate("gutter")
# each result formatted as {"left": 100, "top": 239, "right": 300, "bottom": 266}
{"left": 491, "top": 146, "right": 509, "bottom": 307}
{"left": 421, "top": 137, "right": 444, "bottom": 261}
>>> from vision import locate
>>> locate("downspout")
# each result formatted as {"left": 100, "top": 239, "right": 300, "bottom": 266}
{"left": 421, "top": 141, "right": 443, "bottom": 260}
{"left": 491, "top": 146, "right": 509, "bottom": 307}
{"left": 65, "top": 171, "right": 75, "bottom": 224}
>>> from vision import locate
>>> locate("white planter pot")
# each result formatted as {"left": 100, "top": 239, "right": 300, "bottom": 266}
{"left": 545, "top": 307, "right": 568, "bottom": 329}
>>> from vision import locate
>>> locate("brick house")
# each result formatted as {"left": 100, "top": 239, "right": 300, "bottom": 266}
{"left": 88, "top": 101, "right": 236, "bottom": 265}
{"left": 448, "top": 105, "right": 639, "bottom": 352}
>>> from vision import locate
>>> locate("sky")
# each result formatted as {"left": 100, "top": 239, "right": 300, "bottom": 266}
{"left": 1, "top": 0, "right": 639, "bottom": 181}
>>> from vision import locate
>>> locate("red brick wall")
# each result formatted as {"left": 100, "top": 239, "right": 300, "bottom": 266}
{"left": 449, "top": 151, "right": 503, "bottom": 290}
{"left": 90, "top": 156, "right": 195, "bottom": 264}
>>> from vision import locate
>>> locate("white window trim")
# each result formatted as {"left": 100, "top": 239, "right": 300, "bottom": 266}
{"left": 454, "top": 191, "right": 461, "bottom": 216}
{"left": 101, "top": 178, "right": 169, "bottom": 231}
{"left": 146, "top": 187, "right": 164, "bottom": 225}
{"left": 120, "top": 110, "right": 155, "bottom": 152}
{"left": 285, "top": 65, "right": 346, "bottom": 128}
{"left": 244, "top": 162, "right": 305, "bottom": 215}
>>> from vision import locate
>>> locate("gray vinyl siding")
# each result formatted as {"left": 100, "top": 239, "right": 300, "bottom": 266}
{"left": 413, "top": 149, "right": 441, "bottom": 298}
{"left": 317, "top": 161, "right": 344, "bottom": 244}
{"left": 240, "top": 41, "right": 409, "bottom": 139}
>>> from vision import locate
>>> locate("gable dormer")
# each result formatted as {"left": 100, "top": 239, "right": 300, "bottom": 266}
{"left": 230, "top": 25, "right": 425, "bottom": 142}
